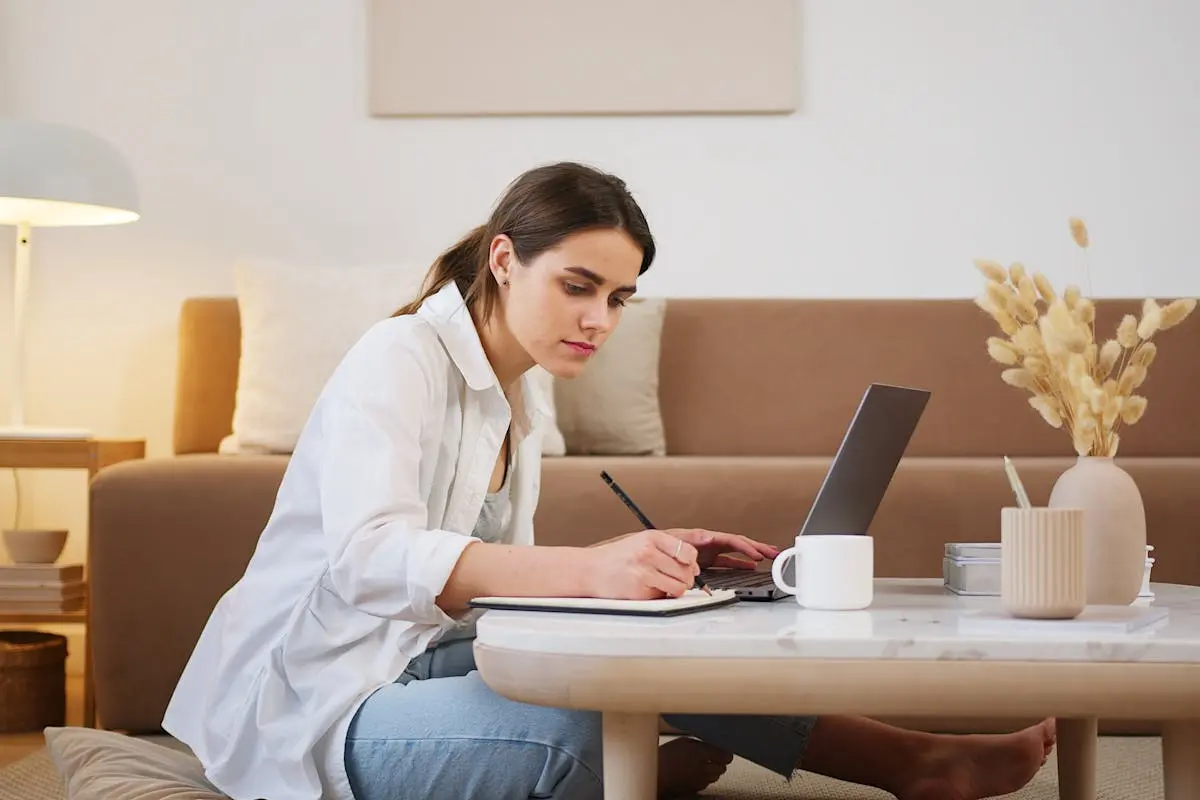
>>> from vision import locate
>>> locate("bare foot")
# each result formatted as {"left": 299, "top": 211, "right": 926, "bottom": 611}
{"left": 896, "top": 719, "right": 1056, "bottom": 800}
{"left": 657, "top": 737, "right": 734, "bottom": 798}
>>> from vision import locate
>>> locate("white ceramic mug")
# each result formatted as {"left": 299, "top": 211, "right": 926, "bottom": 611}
{"left": 770, "top": 534, "right": 874, "bottom": 610}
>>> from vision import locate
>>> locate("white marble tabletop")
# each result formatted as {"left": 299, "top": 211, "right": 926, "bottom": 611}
{"left": 474, "top": 578, "right": 1200, "bottom": 663}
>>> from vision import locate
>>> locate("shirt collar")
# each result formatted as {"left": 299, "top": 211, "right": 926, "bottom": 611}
{"left": 416, "top": 280, "right": 551, "bottom": 435}
{"left": 417, "top": 280, "right": 495, "bottom": 391}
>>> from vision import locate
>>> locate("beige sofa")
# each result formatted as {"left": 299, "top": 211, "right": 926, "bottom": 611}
{"left": 88, "top": 295, "right": 1200, "bottom": 736}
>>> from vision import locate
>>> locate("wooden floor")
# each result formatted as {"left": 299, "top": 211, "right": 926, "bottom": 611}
{"left": 0, "top": 674, "right": 82, "bottom": 768}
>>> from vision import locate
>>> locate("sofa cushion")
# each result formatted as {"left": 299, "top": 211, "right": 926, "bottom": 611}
{"left": 44, "top": 727, "right": 228, "bottom": 799}
{"left": 553, "top": 297, "right": 667, "bottom": 455}
{"left": 223, "top": 258, "right": 427, "bottom": 454}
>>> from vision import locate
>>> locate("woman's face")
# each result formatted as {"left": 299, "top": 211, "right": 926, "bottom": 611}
{"left": 491, "top": 228, "right": 643, "bottom": 379}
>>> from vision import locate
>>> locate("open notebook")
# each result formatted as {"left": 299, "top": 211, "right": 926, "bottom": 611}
{"left": 469, "top": 588, "right": 738, "bottom": 617}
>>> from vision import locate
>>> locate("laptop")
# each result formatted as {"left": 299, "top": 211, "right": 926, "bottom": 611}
{"left": 698, "top": 383, "right": 931, "bottom": 600}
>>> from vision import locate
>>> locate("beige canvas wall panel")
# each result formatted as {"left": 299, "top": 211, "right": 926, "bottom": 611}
{"left": 367, "top": 0, "right": 797, "bottom": 116}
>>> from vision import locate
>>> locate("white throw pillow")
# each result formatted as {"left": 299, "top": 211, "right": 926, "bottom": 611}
{"left": 221, "top": 259, "right": 429, "bottom": 454}
{"left": 44, "top": 726, "right": 229, "bottom": 799}
{"left": 222, "top": 259, "right": 568, "bottom": 455}
{"left": 553, "top": 297, "right": 667, "bottom": 455}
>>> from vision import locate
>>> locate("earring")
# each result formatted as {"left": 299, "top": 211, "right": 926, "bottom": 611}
{"left": 502, "top": 278, "right": 509, "bottom": 286}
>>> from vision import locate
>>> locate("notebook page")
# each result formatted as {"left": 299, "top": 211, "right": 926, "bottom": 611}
{"left": 470, "top": 588, "right": 737, "bottom": 614}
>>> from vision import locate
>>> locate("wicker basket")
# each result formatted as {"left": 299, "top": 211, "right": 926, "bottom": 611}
{"left": 0, "top": 630, "right": 67, "bottom": 733}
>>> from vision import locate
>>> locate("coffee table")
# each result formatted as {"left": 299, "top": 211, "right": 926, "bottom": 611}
{"left": 474, "top": 578, "right": 1200, "bottom": 800}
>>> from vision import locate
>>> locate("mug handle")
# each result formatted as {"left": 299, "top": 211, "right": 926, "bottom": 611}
{"left": 770, "top": 546, "right": 799, "bottom": 595}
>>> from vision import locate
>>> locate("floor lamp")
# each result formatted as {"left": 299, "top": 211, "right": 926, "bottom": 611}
{"left": 0, "top": 119, "right": 139, "bottom": 439}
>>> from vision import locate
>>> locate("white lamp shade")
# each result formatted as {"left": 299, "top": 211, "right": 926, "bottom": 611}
{"left": 0, "top": 119, "right": 139, "bottom": 227}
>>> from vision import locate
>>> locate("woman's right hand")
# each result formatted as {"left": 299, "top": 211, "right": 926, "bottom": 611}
{"left": 581, "top": 530, "right": 701, "bottom": 600}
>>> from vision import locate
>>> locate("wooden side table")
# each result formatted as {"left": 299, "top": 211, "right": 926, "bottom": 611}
{"left": 0, "top": 437, "right": 146, "bottom": 728}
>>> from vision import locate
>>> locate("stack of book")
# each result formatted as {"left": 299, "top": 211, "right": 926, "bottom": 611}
{"left": 943, "top": 543, "right": 1155, "bottom": 599}
{"left": 0, "top": 563, "right": 85, "bottom": 614}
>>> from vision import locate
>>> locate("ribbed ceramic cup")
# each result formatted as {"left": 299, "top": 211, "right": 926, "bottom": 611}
{"left": 1001, "top": 507, "right": 1086, "bottom": 619}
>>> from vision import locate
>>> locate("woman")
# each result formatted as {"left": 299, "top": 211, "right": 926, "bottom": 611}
{"left": 164, "top": 161, "right": 1055, "bottom": 800}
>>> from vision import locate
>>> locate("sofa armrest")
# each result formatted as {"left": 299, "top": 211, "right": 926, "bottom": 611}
{"left": 89, "top": 453, "right": 288, "bottom": 732}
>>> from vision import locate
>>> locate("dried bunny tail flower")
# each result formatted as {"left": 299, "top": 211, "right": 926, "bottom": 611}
{"left": 1098, "top": 339, "right": 1122, "bottom": 376}
{"left": 1024, "top": 355, "right": 1050, "bottom": 377}
{"left": 986, "top": 280, "right": 1016, "bottom": 312}
{"left": 1039, "top": 315, "right": 1066, "bottom": 358}
{"left": 1116, "top": 314, "right": 1139, "bottom": 348}
{"left": 987, "top": 337, "right": 1020, "bottom": 365}
{"left": 1069, "top": 217, "right": 1089, "bottom": 248}
{"left": 1118, "top": 364, "right": 1148, "bottom": 395}
{"left": 1009, "top": 262, "right": 1027, "bottom": 284}
{"left": 1016, "top": 275, "right": 1038, "bottom": 305}
{"left": 1012, "top": 296, "right": 1039, "bottom": 324}
{"left": 1028, "top": 394, "right": 1063, "bottom": 428}
{"left": 1008, "top": 323, "right": 1036, "bottom": 352}
{"left": 1046, "top": 297, "right": 1075, "bottom": 330}
{"left": 1067, "top": 352, "right": 1088, "bottom": 385}
{"left": 1103, "top": 378, "right": 1119, "bottom": 399}
{"left": 1079, "top": 375, "right": 1103, "bottom": 413}
{"left": 1033, "top": 273, "right": 1057, "bottom": 303}
{"left": 1073, "top": 297, "right": 1095, "bottom": 324}
{"left": 996, "top": 308, "right": 1020, "bottom": 335}
{"left": 1159, "top": 297, "right": 1197, "bottom": 330}
{"left": 1075, "top": 404, "right": 1097, "bottom": 432}
{"left": 1045, "top": 299, "right": 1090, "bottom": 354}
{"left": 974, "top": 259, "right": 1008, "bottom": 283}
{"left": 972, "top": 294, "right": 996, "bottom": 318}
{"left": 1121, "top": 395, "right": 1148, "bottom": 425}
{"left": 1101, "top": 394, "right": 1123, "bottom": 428}
{"left": 1001, "top": 368, "right": 1038, "bottom": 390}
{"left": 1063, "top": 285, "right": 1082, "bottom": 309}
{"left": 1131, "top": 341, "right": 1157, "bottom": 368}
{"left": 974, "top": 294, "right": 1020, "bottom": 335}
{"left": 1138, "top": 307, "right": 1162, "bottom": 340}
{"left": 1072, "top": 406, "right": 1098, "bottom": 455}
{"left": 1012, "top": 324, "right": 1043, "bottom": 355}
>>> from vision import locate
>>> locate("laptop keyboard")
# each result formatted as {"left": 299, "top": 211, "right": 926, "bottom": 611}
{"left": 699, "top": 569, "right": 776, "bottom": 589}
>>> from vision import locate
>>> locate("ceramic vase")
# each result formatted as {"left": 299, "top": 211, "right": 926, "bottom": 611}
{"left": 1048, "top": 456, "right": 1146, "bottom": 606}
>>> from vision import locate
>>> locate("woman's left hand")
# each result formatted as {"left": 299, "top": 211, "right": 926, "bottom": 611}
{"left": 661, "top": 528, "right": 781, "bottom": 570}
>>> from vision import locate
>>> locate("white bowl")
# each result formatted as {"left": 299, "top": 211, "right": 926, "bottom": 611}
{"left": 2, "top": 528, "right": 68, "bottom": 564}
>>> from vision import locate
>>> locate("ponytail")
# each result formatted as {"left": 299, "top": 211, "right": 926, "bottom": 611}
{"left": 392, "top": 224, "right": 493, "bottom": 317}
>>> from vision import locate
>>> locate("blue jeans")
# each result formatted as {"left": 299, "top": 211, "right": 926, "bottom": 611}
{"left": 344, "top": 638, "right": 816, "bottom": 800}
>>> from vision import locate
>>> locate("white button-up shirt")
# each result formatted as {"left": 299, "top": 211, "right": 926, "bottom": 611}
{"left": 163, "top": 280, "right": 549, "bottom": 800}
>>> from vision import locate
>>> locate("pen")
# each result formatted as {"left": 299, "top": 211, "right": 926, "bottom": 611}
{"left": 600, "top": 470, "right": 712, "bottom": 595}
{"left": 1003, "top": 455, "right": 1031, "bottom": 509}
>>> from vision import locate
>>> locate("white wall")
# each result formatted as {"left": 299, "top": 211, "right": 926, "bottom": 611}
{"left": 1, "top": 0, "right": 1199, "bottom": 670}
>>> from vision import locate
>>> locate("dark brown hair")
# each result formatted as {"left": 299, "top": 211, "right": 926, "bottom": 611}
{"left": 393, "top": 161, "right": 655, "bottom": 322}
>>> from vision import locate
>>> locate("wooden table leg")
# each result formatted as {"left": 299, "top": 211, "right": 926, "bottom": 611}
{"left": 1162, "top": 720, "right": 1200, "bottom": 799}
{"left": 602, "top": 712, "right": 658, "bottom": 800}
{"left": 1056, "top": 717, "right": 1097, "bottom": 800}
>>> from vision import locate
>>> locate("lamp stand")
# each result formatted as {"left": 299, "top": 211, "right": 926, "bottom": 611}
{"left": 0, "top": 223, "right": 90, "bottom": 440}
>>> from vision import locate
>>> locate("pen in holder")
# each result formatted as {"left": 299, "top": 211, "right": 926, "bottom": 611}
{"left": 1003, "top": 456, "right": 1031, "bottom": 509}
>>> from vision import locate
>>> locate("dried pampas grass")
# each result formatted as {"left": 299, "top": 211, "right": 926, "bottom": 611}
{"left": 974, "top": 217, "right": 1196, "bottom": 457}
